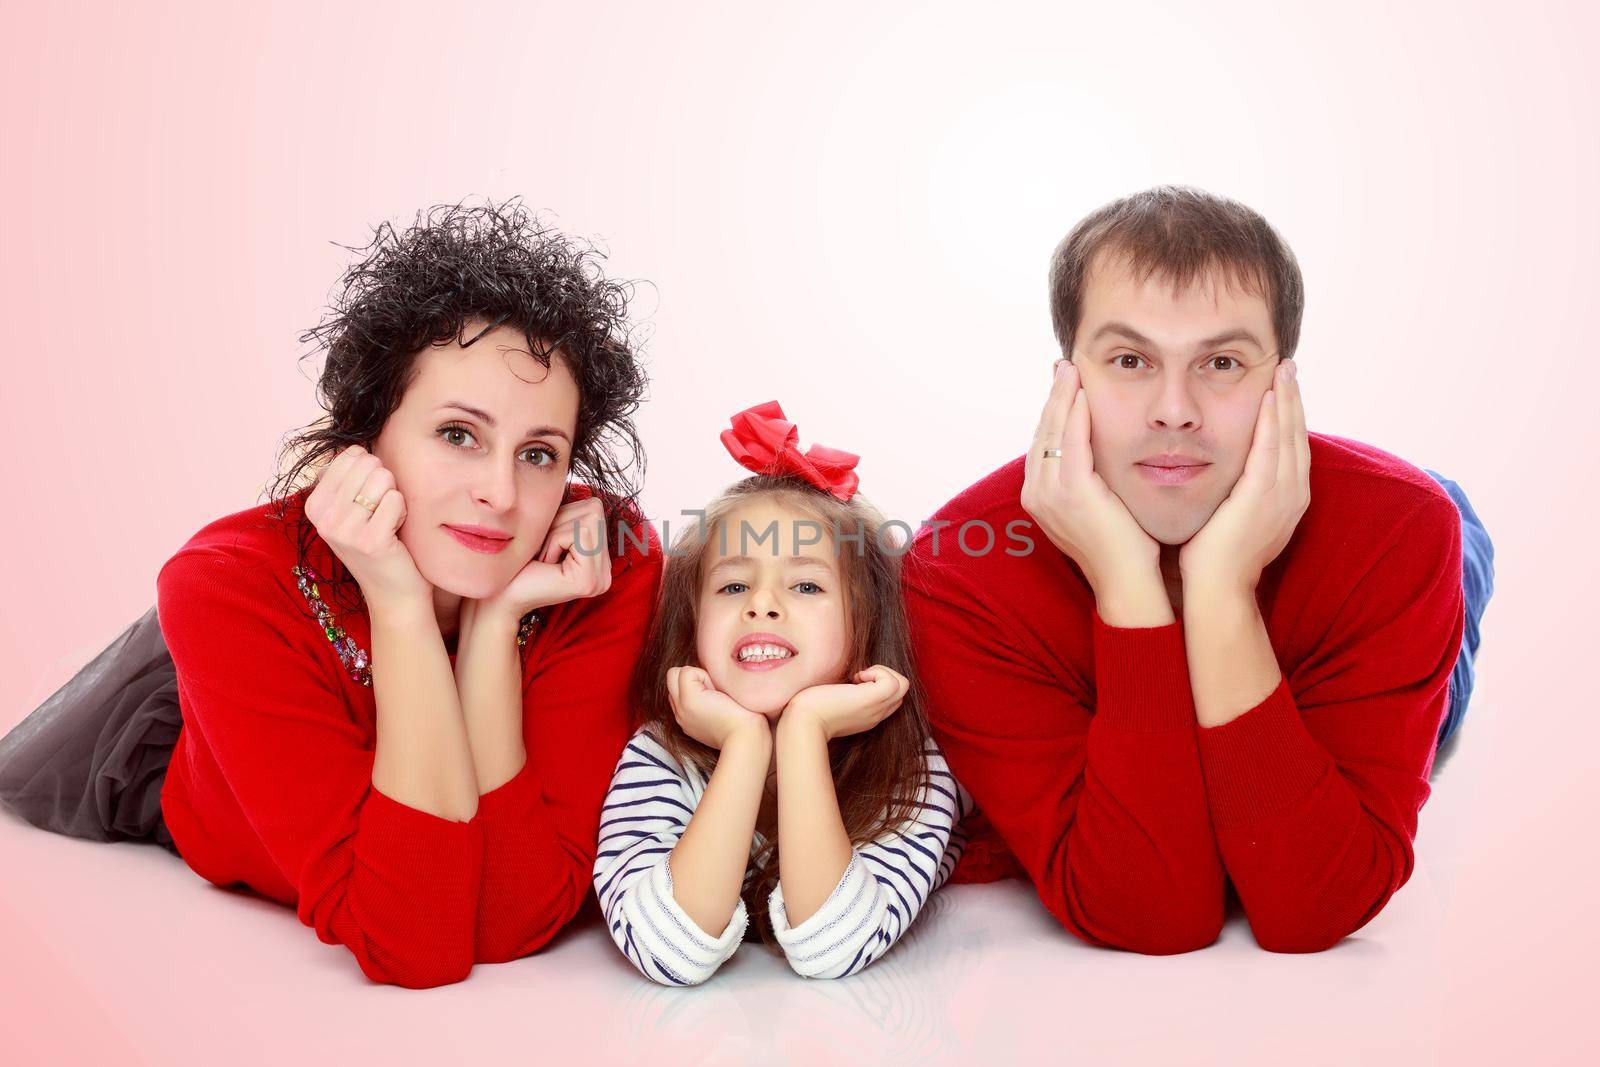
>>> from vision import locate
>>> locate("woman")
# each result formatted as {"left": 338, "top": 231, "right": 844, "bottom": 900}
{"left": 0, "top": 199, "right": 664, "bottom": 988}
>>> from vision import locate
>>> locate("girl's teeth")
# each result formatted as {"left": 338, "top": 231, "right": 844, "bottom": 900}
{"left": 739, "top": 644, "right": 793, "bottom": 662}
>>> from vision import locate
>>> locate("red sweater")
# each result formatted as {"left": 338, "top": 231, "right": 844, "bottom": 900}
{"left": 156, "top": 487, "right": 663, "bottom": 987}
{"left": 904, "top": 432, "right": 1465, "bottom": 954}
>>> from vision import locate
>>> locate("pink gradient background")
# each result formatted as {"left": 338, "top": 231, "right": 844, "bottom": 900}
{"left": 2, "top": 1, "right": 1595, "bottom": 1063}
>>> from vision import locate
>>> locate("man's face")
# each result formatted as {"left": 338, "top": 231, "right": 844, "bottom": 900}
{"left": 1071, "top": 252, "right": 1282, "bottom": 545}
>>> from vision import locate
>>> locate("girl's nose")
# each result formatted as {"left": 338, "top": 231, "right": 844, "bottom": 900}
{"left": 745, "top": 586, "right": 782, "bottom": 619}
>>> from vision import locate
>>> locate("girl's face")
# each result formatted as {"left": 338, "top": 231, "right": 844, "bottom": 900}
{"left": 370, "top": 320, "right": 580, "bottom": 600}
{"left": 696, "top": 498, "right": 851, "bottom": 718}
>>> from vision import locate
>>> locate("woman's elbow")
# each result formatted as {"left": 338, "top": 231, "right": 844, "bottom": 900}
{"left": 355, "top": 949, "right": 475, "bottom": 989}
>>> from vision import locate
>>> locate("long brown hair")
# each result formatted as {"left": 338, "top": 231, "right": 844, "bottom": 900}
{"left": 629, "top": 474, "right": 931, "bottom": 942}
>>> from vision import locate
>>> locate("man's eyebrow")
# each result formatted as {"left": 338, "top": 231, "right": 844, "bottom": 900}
{"left": 1195, "top": 328, "right": 1266, "bottom": 351}
{"left": 435, "top": 402, "right": 572, "bottom": 443}
{"left": 1088, "top": 322, "right": 1157, "bottom": 348}
{"left": 1087, "top": 323, "right": 1265, "bottom": 352}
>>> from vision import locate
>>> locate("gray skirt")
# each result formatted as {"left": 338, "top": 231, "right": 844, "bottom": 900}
{"left": 0, "top": 606, "right": 180, "bottom": 851}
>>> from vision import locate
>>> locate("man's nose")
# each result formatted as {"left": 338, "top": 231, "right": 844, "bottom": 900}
{"left": 1148, "top": 368, "right": 1202, "bottom": 431}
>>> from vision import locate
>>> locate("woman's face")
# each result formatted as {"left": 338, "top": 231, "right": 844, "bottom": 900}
{"left": 370, "top": 320, "right": 580, "bottom": 600}
{"left": 695, "top": 498, "right": 851, "bottom": 718}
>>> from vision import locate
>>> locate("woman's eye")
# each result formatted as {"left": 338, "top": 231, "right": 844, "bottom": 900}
{"left": 520, "top": 446, "right": 559, "bottom": 467}
{"left": 440, "top": 424, "right": 477, "bottom": 448}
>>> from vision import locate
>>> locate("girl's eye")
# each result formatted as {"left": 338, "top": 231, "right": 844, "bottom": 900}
{"left": 715, "top": 580, "right": 825, "bottom": 595}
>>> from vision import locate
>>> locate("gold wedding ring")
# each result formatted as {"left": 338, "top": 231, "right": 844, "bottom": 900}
{"left": 352, "top": 493, "right": 380, "bottom": 513}
{"left": 1040, "top": 448, "right": 1064, "bottom": 458}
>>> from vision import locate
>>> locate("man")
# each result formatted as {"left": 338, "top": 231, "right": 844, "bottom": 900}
{"left": 902, "top": 186, "right": 1494, "bottom": 953}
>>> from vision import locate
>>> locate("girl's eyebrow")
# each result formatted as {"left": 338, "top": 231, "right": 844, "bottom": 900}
{"left": 434, "top": 401, "right": 572, "bottom": 443}
{"left": 707, "top": 554, "right": 834, "bottom": 577}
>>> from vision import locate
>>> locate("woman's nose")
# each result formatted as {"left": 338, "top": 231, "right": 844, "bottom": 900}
{"left": 474, "top": 460, "right": 518, "bottom": 510}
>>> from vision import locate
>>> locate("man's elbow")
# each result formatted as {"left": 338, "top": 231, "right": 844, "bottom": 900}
{"left": 1246, "top": 900, "right": 1384, "bottom": 954}
{"left": 1053, "top": 897, "right": 1224, "bottom": 955}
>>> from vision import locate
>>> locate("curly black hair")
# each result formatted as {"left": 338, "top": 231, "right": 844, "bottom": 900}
{"left": 266, "top": 196, "right": 650, "bottom": 612}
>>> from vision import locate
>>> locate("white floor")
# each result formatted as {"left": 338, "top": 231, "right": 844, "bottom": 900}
{"left": 0, "top": 682, "right": 1589, "bottom": 1066}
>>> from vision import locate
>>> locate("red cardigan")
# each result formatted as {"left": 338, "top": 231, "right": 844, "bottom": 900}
{"left": 157, "top": 488, "right": 663, "bottom": 987}
{"left": 905, "top": 432, "right": 1465, "bottom": 954}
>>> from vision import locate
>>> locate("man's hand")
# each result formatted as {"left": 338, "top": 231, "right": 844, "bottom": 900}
{"left": 1021, "top": 360, "right": 1170, "bottom": 626}
{"left": 1180, "top": 359, "right": 1310, "bottom": 595}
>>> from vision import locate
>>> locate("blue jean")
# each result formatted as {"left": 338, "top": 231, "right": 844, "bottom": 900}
{"left": 1422, "top": 470, "right": 1495, "bottom": 748}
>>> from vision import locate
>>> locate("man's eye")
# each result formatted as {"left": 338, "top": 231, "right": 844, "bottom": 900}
{"left": 1115, "top": 353, "right": 1144, "bottom": 370}
{"left": 1209, "top": 355, "right": 1239, "bottom": 372}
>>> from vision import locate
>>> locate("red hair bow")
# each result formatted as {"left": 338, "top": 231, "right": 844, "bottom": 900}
{"left": 719, "top": 400, "right": 861, "bottom": 503}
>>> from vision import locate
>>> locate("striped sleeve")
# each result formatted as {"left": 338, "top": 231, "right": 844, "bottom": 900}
{"left": 767, "top": 740, "right": 975, "bottom": 979}
{"left": 592, "top": 728, "right": 748, "bottom": 985}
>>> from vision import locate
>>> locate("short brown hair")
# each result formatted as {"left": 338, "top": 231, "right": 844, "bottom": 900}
{"left": 1048, "top": 185, "right": 1304, "bottom": 360}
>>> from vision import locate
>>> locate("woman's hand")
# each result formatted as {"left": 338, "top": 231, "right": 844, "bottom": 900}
{"left": 304, "top": 445, "right": 432, "bottom": 612}
{"left": 781, "top": 665, "right": 909, "bottom": 742}
{"left": 667, "top": 667, "right": 769, "bottom": 751}
{"left": 476, "top": 496, "right": 613, "bottom": 623}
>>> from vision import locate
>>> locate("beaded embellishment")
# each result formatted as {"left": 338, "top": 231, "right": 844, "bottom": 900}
{"left": 292, "top": 564, "right": 541, "bottom": 687}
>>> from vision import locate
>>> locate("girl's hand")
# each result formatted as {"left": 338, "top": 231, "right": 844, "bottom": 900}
{"left": 667, "top": 667, "right": 769, "bottom": 751}
{"left": 477, "top": 496, "right": 613, "bottom": 622}
{"left": 304, "top": 445, "right": 432, "bottom": 611}
{"left": 781, "top": 665, "right": 909, "bottom": 741}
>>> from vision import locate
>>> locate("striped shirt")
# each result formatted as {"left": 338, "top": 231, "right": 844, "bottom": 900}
{"left": 593, "top": 726, "right": 974, "bottom": 984}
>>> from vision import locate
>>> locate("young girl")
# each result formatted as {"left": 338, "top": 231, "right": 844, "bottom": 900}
{"left": 594, "top": 401, "right": 973, "bottom": 984}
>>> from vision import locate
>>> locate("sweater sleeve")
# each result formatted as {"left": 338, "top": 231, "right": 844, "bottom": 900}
{"left": 1194, "top": 496, "right": 1466, "bottom": 952}
{"left": 471, "top": 539, "right": 664, "bottom": 964}
{"left": 904, "top": 565, "right": 1226, "bottom": 954}
{"left": 592, "top": 729, "right": 747, "bottom": 986}
{"left": 156, "top": 547, "right": 483, "bottom": 989}
{"left": 768, "top": 742, "right": 974, "bottom": 979}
